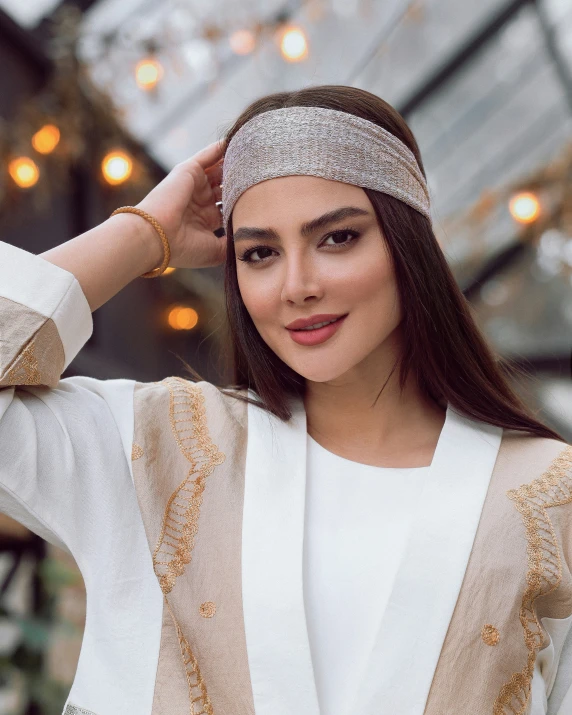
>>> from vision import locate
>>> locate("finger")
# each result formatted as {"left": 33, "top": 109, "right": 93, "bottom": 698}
{"left": 206, "top": 161, "right": 223, "bottom": 187}
{"left": 188, "top": 140, "right": 225, "bottom": 171}
{"left": 193, "top": 176, "right": 218, "bottom": 205}
{"left": 206, "top": 156, "right": 224, "bottom": 171}
{"left": 197, "top": 171, "right": 222, "bottom": 203}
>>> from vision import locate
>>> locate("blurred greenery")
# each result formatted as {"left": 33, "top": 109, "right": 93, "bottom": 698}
{"left": 0, "top": 554, "right": 83, "bottom": 714}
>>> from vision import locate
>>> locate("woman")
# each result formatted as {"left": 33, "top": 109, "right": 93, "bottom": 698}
{"left": 1, "top": 85, "right": 571, "bottom": 715}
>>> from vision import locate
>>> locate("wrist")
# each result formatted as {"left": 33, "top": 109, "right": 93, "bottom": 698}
{"left": 108, "top": 212, "right": 165, "bottom": 275}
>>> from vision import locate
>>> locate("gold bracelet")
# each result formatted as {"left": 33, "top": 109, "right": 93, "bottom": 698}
{"left": 110, "top": 206, "right": 172, "bottom": 278}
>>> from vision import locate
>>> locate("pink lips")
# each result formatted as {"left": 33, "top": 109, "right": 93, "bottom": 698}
{"left": 287, "top": 314, "right": 348, "bottom": 346}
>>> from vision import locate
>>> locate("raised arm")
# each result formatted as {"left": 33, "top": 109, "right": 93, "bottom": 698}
{"left": 40, "top": 140, "right": 226, "bottom": 312}
{"left": 0, "top": 140, "right": 227, "bottom": 554}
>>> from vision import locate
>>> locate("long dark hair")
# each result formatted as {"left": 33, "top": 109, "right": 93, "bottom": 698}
{"left": 192, "top": 84, "right": 564, "bottom": 442}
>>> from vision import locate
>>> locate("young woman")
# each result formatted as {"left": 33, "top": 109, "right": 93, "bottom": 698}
{"left": 1, "top": 85, "right": 571, "bottom": 715}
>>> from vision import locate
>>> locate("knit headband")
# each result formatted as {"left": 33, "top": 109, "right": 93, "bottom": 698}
{"left": 220, "top": 105, "right": 431, "bottom": 233}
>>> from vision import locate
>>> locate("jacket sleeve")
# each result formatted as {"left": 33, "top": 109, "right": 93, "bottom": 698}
{"left": 546, "top": 616, "right": 572, "bottom": 713}
{"left": 0, "top": 241, "right": 137, "bottom": 558}
{"left": 0, "top": 240, "right": 93, "bottom": 387}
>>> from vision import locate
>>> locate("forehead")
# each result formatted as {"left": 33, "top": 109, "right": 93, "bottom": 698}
{"left": 231, "top": 175, "right": 370, "bottom": 228}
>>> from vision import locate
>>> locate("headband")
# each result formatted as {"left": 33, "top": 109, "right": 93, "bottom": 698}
{"left": 220, "top": 105, "right": 431, "bottom": 233}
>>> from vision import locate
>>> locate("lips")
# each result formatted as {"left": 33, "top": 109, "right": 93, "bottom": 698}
{"left": 287, "top": 314, "right": 348, "bottom": 347}
{"left": 286, "top": 313, "right": 347, "bottom": 331}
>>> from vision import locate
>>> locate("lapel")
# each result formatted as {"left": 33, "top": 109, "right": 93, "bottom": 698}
{"left": 242, "top": 391, "right": 320, "bottom": 715}
{"left": 352, "top": 405, "right": 503, "bottom": 714}
{"left": 241, "top": 395, "right": 502, "bottom": 715}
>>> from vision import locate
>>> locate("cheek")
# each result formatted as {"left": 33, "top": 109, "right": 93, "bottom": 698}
{"left": 236, "top": 269, "right": 278, "bottom": 324}
{"left": 333, "top": 247, "right": 397, "bottom": 311}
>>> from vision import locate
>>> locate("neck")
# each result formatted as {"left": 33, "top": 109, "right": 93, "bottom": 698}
{"left": 303, "top": 335, "right": 446, "bottom": 468}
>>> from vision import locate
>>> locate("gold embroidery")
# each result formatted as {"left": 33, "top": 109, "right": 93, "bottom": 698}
{"left": 165, "top": 597, "right": 213, "bottom": 715}
{"left": 146, "top": 379, "right": 225, "bottom": 713}
{"left": 494, "top": 444, "right": 572, "bottom": 714}
{"left": 481, "top": 624, "right": 500, "bottom": 646}
{"left": 152, "top": 378, "right": 225, "bottom": 595}
{"left": 64, "top": 705, "right": 98, "bottom": 715}
{"left": 6, "top": 339, "right": 41, "bottom": 385}
{"left": 199, "top": 601, "right": 216, "bottom": 618}
{"left": 131, "top": 443, "right": 144, "bottom": 460}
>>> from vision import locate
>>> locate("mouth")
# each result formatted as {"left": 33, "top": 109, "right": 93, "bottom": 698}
{"left": 287, "top": 314, "right": 348, "bottom": 346}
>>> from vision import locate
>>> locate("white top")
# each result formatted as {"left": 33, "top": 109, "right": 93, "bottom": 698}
{"left": 0, "top": 240, "right": 571, "bottom": 714}
{"left": 304, "top": 434, "right": 430, "bottom": 715}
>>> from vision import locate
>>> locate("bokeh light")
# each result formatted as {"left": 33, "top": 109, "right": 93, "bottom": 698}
{"left": 9, "top": 157, "right": 40, "bottom": 188}
{"left": 135, "top": 57, "right": 164, "bottom": 90}
{"left": 167, "top": 305, "right": 199, "bottom": 330}
{"left": 101, "top": 150, "right": 133, "bottom": 185}
{"left": 32, "top": 124, "right": 60, "bottom": 154}
{"left": 229, "top": 29, "right": 256, "bottom": 55}
{"left": 279, "top": 26, "right": 308, "bottom": 62}
{"left": 509, "top": 191, "right": 540, "bottom": 224}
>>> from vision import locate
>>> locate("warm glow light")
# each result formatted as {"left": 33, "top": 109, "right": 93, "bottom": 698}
{"left": 229, "top": 29, "right": 256, "bottom": 55}
{"left": 162, "top": 266, "right": 176, "bottom": 275}
{"left": 279, "top": 26, "right": 308, "bottom": 62}
{"left": 101, "top": 150, "right": 133, "bottom": 185}
{"left": 135, "top": 57, "right": 164, "bottom": 90}
{"left": 509, "top": 192, "right": 540, "bottom": 223}
{"left": 9, "top": 157, "right": 40, "bottom": 188}
{"left": 32, "top": 124, "right": 60, "bottom": 154}
{"left": 167, "top": 306, "right": 199, "bottom": 330}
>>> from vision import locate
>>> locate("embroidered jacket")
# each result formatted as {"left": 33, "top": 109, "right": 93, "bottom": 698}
{"left": 1, "top": 240, "right": 572, "bottom": 715}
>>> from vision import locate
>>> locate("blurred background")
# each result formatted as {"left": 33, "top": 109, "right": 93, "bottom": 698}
{"left": 0, "top": 0, "right": 571, "bottom": 711}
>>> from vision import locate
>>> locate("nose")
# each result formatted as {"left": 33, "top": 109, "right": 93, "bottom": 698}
{"left": 280, "top": 250, "right": 323, "bottom": 305}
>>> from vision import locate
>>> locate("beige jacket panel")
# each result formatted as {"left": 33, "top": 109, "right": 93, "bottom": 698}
{"left": 132, "top": 377, "right": 572, "bottom": 715}
{"left": 427, "top": 432, "right": 572, "bottom": 714}
{"left": 132, "top": 378, "right": 254, "bottom": 715}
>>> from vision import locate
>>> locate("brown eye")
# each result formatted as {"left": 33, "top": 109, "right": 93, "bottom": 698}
{"left": 322, "top": 229, "right": 361, "bottom": 247}
{"left": 238, "top": 245, "right": 276, "bottom": 264}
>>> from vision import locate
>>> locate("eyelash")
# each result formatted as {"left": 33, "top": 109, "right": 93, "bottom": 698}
{"left": 237, "top": 228, "right": 362, "bottom": 265}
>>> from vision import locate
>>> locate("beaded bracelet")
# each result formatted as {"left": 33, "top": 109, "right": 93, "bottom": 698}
{"left": 110, "top": 206, "right": 172, "bottom": 278}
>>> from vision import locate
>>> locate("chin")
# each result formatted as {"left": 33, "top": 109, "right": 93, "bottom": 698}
{"left": 264, "top": 331, "right": 365, "bottom": 383}
{"left": 283, "top": 354, "right": 354, "bottom": 384}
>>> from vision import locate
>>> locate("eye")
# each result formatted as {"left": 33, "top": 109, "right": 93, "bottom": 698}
{"left": 237, "top": 244, "right": 277, "bottom": 264}
{"left": 237, "top": 228, "right": 361, "bottom": 266}
{"left": 321, "top": 228, "right": 361, "bottom": 247}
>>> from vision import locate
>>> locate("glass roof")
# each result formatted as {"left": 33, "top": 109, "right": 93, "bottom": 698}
{"left": 2, "top": 0, "right": 571, "bottom": 371}
{"left": 0, "top": 0, "right": 60, "bottom": 27}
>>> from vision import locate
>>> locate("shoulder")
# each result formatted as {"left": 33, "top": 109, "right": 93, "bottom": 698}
{"left": 493, "top": 429, "right": 572, "bottom": 494}
{"left": 133, "top": 377, "right": 249, "bottom": 431}
{"left": 499, "top": 429, "right": 570, "bottom": 466}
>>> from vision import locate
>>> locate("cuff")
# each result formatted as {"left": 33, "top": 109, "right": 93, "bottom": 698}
{"left": 0, "top": 241, "right": 94, "bottom": 370}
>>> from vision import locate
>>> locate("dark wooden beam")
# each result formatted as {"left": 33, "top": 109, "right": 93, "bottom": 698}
{"left": 33, "top": 0, "right": 103, "bottom": 41}
{"left": 0, "top": 7, "right": 50, "bottom": 76}
{"left": 399, "top": 0, "right": 536, "bottom": 118}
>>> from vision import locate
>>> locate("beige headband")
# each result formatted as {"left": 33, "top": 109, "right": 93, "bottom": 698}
{"left": 221, "top": 105, "right": 431, "bottom": 233}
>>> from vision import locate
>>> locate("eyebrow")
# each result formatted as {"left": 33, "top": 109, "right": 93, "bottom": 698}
{"left": 232, "top": 206, "right": 371, "bottom": 243}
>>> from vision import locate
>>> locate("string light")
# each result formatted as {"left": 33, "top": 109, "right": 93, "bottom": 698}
{"left": 101, "top": 150, "right": 133, "bottom": 185}
{"left": 9, "top": 157, "right": 40, "bottom": 188}
{"left": 279, "top": 25, "right": 308, "bottom": 62}
{"left": 167, "top": 305, "right": 199, "bottom": 330}
{"left": 509, "top": 191, "right": 541, "bottom": 223}
{"left": 32, "top": 124, "right": 60, "bottom": 154}
{"left": 229, "top": 29, "right": 256, "bottom": 55}
{"left": 135, "top": 57, "right": 164, "bottom": 91}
